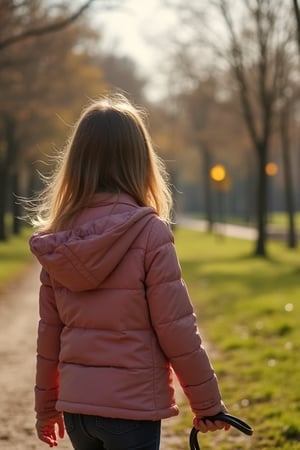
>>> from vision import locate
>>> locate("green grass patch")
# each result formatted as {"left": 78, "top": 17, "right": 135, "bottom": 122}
{"left": 269, "top": 212, "right": 300, "bottom": 227}
{"left": 0, "top": 227, "right": 33, "bottom": 290}
{"left": 173, "top": 229, "right": 300, "bottom": 449}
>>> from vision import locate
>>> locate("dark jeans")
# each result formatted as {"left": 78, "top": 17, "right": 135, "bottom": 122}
{"left": 63, "top": 412, "right": 161, "bottom": 450}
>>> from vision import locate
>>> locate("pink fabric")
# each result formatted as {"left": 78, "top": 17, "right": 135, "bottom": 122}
{"left": 30, "top": 193, "right": 223, "bottom": 421}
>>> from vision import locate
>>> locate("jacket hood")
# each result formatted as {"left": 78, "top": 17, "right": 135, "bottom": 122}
{"left": 30, "top": 206, "right": 155, "bottom": 292}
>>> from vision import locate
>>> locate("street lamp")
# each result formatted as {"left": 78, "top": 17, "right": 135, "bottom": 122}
{"left": 210, "top": 164, "right": 230, "bottom": 225}
{"left": 265, "top": 162, "right": 278, "bottom": 177}
{"left": 265, "top": 162, "right": 278, "bottom": 214}
{"left": 210, "top": 164, "right": 226, "bottom": 182}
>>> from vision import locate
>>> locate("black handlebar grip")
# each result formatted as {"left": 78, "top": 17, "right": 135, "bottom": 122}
{"left": 189, "top": 413, "right": 253, "bottom": 450}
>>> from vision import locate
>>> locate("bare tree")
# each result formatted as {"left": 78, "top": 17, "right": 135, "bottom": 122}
{"left": 166, "top": 0, "right": 296, "bottom": 256}
{"left": 212, "top": 0, "right": 298, "bottom": 256}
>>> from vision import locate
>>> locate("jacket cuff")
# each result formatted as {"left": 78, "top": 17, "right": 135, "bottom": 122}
{"left": 182, "top": 375, "right": 223, "bottom": 417}
{"left": 35, "top": 386, "right": 58, "bottom": 420}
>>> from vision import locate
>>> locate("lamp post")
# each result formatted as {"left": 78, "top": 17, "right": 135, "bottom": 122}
{"left": 265, "top": 162, "right": 278, "bottom": 215}
{"left": 210, "top": 164, "right": 229, "bottom": 224}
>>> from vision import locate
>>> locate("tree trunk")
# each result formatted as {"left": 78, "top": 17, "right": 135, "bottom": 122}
{"left": 0, "top": 115, "right": 18, "bottom": 241}
{"left": 244, "top": 152, "right": 255, "bottom": 224}
{"left": 280, "top": 105, "right": 297, "bottom": 248}
{"left": 12, "top": 171, "right": 22, "bottom": 235}
{"left": 255, "top": 145, "right": 268, "bottom": 256}
{"left": 0, "top": 162, "right": 7, "bottom": 240}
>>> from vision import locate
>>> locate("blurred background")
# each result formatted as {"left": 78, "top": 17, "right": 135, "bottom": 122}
{"left": 1, "top": 0, "right": 300, "bottom": 257}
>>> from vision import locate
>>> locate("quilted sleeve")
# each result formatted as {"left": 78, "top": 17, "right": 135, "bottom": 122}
{"left": 35, "top": 268, "right": 64, "bottom": 420}
{"left": 144, "top": 219, "right": 224, "bottom": 418}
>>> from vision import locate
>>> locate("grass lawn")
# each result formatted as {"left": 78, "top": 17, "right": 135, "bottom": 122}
{"left": 173, "top": 228, "right": 300, "bottom": 449}
{"left": 0, "top": 226, "right": 33, "bottom": 290}
{"left": 0, "top": 223, "right": 299, "bottom": 448}
{"left": 268, "top": 212, "right": 300, "bottom": 228}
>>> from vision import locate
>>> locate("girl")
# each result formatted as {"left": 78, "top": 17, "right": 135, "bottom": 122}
{"left": 29, "top": 94, "right": 229, "bottom": 449}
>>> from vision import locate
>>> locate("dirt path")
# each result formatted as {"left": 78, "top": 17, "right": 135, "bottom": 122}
{"left": 0, "top": 262, "right": 185, "bottom": 450}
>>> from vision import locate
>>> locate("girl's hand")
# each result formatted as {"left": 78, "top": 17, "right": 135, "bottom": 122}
{"left": 36, "top": 414, "right": 65, "bottom": 447}
{"left": 193, "top": 416, "right": 231, "bottom": 433}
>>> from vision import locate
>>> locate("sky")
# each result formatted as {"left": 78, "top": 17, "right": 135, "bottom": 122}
{"left": 92, "top": 0, "right": 179, "bottom": 100}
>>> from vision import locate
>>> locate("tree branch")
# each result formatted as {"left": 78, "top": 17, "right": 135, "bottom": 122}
{"left": 292, "top": 0, "right": 300, "bottom": 55}
{"left": 218, "top": 0, "right": 259, "bottom": 149}
{"left": 252, "top": 0, "right": 273, "bottom": 145}
{"left": 0, "top": 0, "right": 97, "bottom": 51}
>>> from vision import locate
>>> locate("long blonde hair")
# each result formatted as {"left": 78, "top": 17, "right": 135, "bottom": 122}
{"left": 31, "top": 94, "right": 173, "bottom": 232}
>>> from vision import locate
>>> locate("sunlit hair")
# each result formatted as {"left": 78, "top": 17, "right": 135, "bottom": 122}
{"left": 31, "top": 94, "right": 173, "bottom": 232}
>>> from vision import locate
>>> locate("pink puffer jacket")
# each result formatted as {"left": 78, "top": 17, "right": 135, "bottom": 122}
{"left": 30, "top": 193, "right": 223, "bottom": 421}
